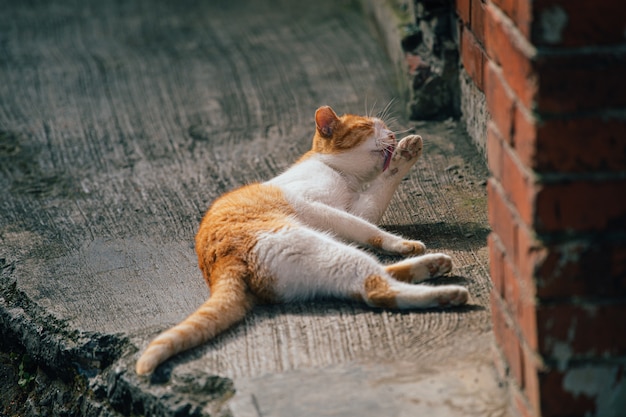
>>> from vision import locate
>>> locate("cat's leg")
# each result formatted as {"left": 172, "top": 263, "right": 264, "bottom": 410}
{"left": 385, "top": 253, "right": 453, "bottom": 283}
{"left": 254, "top": 226, "right": 468, "bottom": 309}
{"left": 350, "top": 134, "right": 423, "bottom": 223}
{"left": 288, "top": 199, "right": 425, "bottom": 256}
{"left": 360, "top": 274, "right": 469, "bottom": 309}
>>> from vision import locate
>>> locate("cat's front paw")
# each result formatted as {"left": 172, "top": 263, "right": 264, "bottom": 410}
{"left": 399, "top": 240, "right": 426, "bottom": 256}
{"left": 393, "top": 135, "right": 423, "bottom": 162}
{"left": 385, "top": 135, "right": 423, "bottom": 178}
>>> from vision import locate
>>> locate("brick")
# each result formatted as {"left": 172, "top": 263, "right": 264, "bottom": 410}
{"left": 490, "top": 0, "right": 532, "bottom": 39}
{"left": 532, "top": 0, "right": 626, "bottom": 47}
{"left": 455, "top": 0, "right": 471, "bottom": 26}
{"left": 491, "top": 291, "right": 525, "bottom": 388}
{"left": 470, "top": 0, "right": 486, "bottom": 45}
{"left": 484, "top": 62, "right": 515, "bottom": 145}
{"left": 488, "top": 233, "right": 505, "bottom": 297}
{"left": 502, "top": 252, "right": 538, "bottom": 351}
{"left": 535, "top": 52, "right": 626, "bottom": 114}
{"left": 499, "top": 139, "right": 534, "bottom": 227}
{"left": 460, "top": 26, "right": 486, "bottom": 90}
{"left": 487, "top": 125, "right": 537, "bottom": 231}
{"left": 484, "top": 2, "right": 536, "bottom": 109}
{"left": 512, "top": 386, "right": 539, "bottom": 417}
{"left": 537, "top": 363, "right": 626, "bottom": 417}
{"left": 515, "top": 209, "right": 544, "bottom": 283}
{"left": 486, "top": 123, "right": 503, "bottom": 179}
{"left": 535, "top": 178, "right": 626, "bottom": 233}
{"left": 511, "top": 104, "right": 535, "bottom": 164}
{"left": 490, "top": 108, "right": 626, "bottom": 175}
{"left": 535, "top": 239, "right": 626, "bottom": 299}
{"left": 537, "top": 302, "right": 626, "bottom": 359}
{"left": 487, "top": 178, "right": 545, "bottom": 283}
{"left": 521, "top": 344, "right": 541, "bottom": 416}
{"left": 487, "top": 178, "right": 518, "bottom": 264}
{"left": 538, "top": 369, "right": 597, "bottom": 417}
{"left": 533, "top": 116, "right": 626, "bottom": 173}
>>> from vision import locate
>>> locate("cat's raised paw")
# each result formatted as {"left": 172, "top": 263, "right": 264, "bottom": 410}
{"left": 394, "top": 135, "right": 423, "bottom": 162}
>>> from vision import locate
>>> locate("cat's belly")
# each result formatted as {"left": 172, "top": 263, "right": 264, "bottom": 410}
{"left": 252, "top": 226, "right": 376, "bottom": 302}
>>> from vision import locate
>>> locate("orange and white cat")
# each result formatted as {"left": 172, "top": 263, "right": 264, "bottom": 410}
{"left": 135, "top": 106, "right": 469, "bottom": 375}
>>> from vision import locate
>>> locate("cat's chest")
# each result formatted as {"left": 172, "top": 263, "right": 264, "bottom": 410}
{"left": 267, "top": 162, "right": 356, "bottom": 210}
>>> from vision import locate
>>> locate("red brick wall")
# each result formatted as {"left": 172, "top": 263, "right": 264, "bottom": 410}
{"left": 456, "top": 0, "right": 626, "bottom": 416}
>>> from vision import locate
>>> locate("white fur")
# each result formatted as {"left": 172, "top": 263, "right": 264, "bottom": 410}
{"left": 255, "top": 123, "right": 469, "bottom": 308}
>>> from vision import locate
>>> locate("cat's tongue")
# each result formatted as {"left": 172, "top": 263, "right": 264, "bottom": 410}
{"left": 382, "top": 148, "right": 393, "bottom": 172}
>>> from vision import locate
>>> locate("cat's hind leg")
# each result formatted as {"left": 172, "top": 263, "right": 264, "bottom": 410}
{"left": 360, "top": 274, "right": 468, "bottom": 309}
{"left": 254, "top": 227, "right": 467, "bottom": 309}
{"left": 385, "top": 253, "right": 453, "bottom": 284}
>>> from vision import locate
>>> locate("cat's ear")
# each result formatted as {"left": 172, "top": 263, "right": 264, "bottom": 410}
{"left": 315, "top": 106, "right": 340, "bottom": 138}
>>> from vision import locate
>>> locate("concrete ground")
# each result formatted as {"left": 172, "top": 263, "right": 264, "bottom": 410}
{"left": 0, "top": 0, "right": 506, "bottom": 416}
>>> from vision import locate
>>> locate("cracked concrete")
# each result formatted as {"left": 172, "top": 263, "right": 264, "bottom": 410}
{"left": 0, "top": 0, "right": 506, "bottom": 415}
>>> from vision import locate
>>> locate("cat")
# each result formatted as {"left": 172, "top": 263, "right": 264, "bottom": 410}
{"left": 135, "top": 105, "right": 469, "bottom": 375}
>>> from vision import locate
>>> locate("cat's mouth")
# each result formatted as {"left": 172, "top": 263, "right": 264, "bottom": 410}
{"left": 382, "top": 145, "right": 395, "bottom": 172}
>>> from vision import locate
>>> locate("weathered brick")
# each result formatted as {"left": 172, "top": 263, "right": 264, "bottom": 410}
{"left": 487, "top": 126, "right": 538, "bottom": 233}
{"left": 502, "top": 252, "right": 538, "bottom": 351}
{"left": 460, "top": 25, "right": 486, "bottom": 90}
{"left": 535, "top": 52, "right": 626, "bottom": 114}
{"left": 532, "top": 0, "right": 626, "bottom": 47}
{"left": 490, "top": 0, "right": 532, "bottom": 38}
{"left": 533, "top": 116, "right": 626, "bottom": 173}
{"left": 485, "top": 62, "right": 515, "bottom": 145}
{"left": 537, "top": 302, "right": 626, "bottom": 359}
{"left": 470, "top": 0, "right": 486, "bottom": 45}
{"left": 487, "top": 178, "right": 545, "bottom": 285}
{"left": 491, "top": 291, "right": 525, "bottom": 388}
{"left": 535, "top": 239, "right": 626, "bottom": 299}
{"left": 535, "top": 179, "right": 626, "bottom": 233}
{"left": 484, "top": 2, "right": 536, "bottom": 109}
{"left": 538, "top": 363, "right": 626, "bottom": 417}
{"left": 455, "top": 0, "right": 471, "bottom": 26}
{"left": 538, "top": 369, "right": 596, "bottom": 417}
{"left": 512, "top": 386, "right": 540, "bottom": 417}
{"left": 499, "top": 138, "right": 534, "bottom": 227}
{"left": 487, "top": 179, "right": 518, "bottom": 263}
{"left": 488, "top": 233, "right": 505, "bottom": 297}
{"left": 486, "top": 123, "right": 503, "bottom": 179}
{"left": 521, "top": 343, "right": 541, "bottom": 416}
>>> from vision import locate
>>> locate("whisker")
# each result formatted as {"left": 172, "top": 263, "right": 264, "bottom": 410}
{"left": 393, "top": 127, "right": 414, "bottom": 136}
{"left": 377, "top": 98, "right": 396, "bottom": 121}
{"left": 370, "top": 98, "right": 378, "bottom": 119}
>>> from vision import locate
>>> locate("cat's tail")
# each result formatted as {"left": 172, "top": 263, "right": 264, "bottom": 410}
{"left": 135, "top": 265, "right": 254, "bottom": 375}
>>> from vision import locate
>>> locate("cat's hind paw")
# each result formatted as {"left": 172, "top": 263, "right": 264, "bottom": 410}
{"left": 436, "top": 286, "right": 469, "bottom": 307}
{"left": 385, "top": 253, "right": 452, "bottom": 283}
{"left": 427, "top": 253, "right": 453, "bottom": 277}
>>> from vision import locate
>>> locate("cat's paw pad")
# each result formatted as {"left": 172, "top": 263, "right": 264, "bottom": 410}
{"left": 426, "top": 254, "right": 453, "bottom": 278}
{"left": 400, "top": 240, "right": 426, "bottom": 256}
{"left": 393, "top": 135, "right": 423, "bottom": 162}
{"left": 437, "top": 286, "right": 469, "bottom": 307}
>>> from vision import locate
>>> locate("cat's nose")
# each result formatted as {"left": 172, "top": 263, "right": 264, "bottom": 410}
{"left": 384, "top": 129, "right": 395, "bottom": 140}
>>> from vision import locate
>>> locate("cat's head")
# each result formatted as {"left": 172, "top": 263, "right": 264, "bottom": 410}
{"left": 311, "top": 106, "right": 396, "bottom": 179}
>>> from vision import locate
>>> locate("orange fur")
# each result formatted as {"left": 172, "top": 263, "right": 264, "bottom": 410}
{"left": 135, "top": 106, "right": 468, "bottom": 375}
{"left": 136, "top": 184, "right": 294, "bottom": 375}
{"left": 311, "top": 106, "right": 375, "bottom": 155}
{"left": 385, "top": 263, "right": 414, "bottom": 283}
{"left": 363, "top": 275, "right": 398, "bottom": 308}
